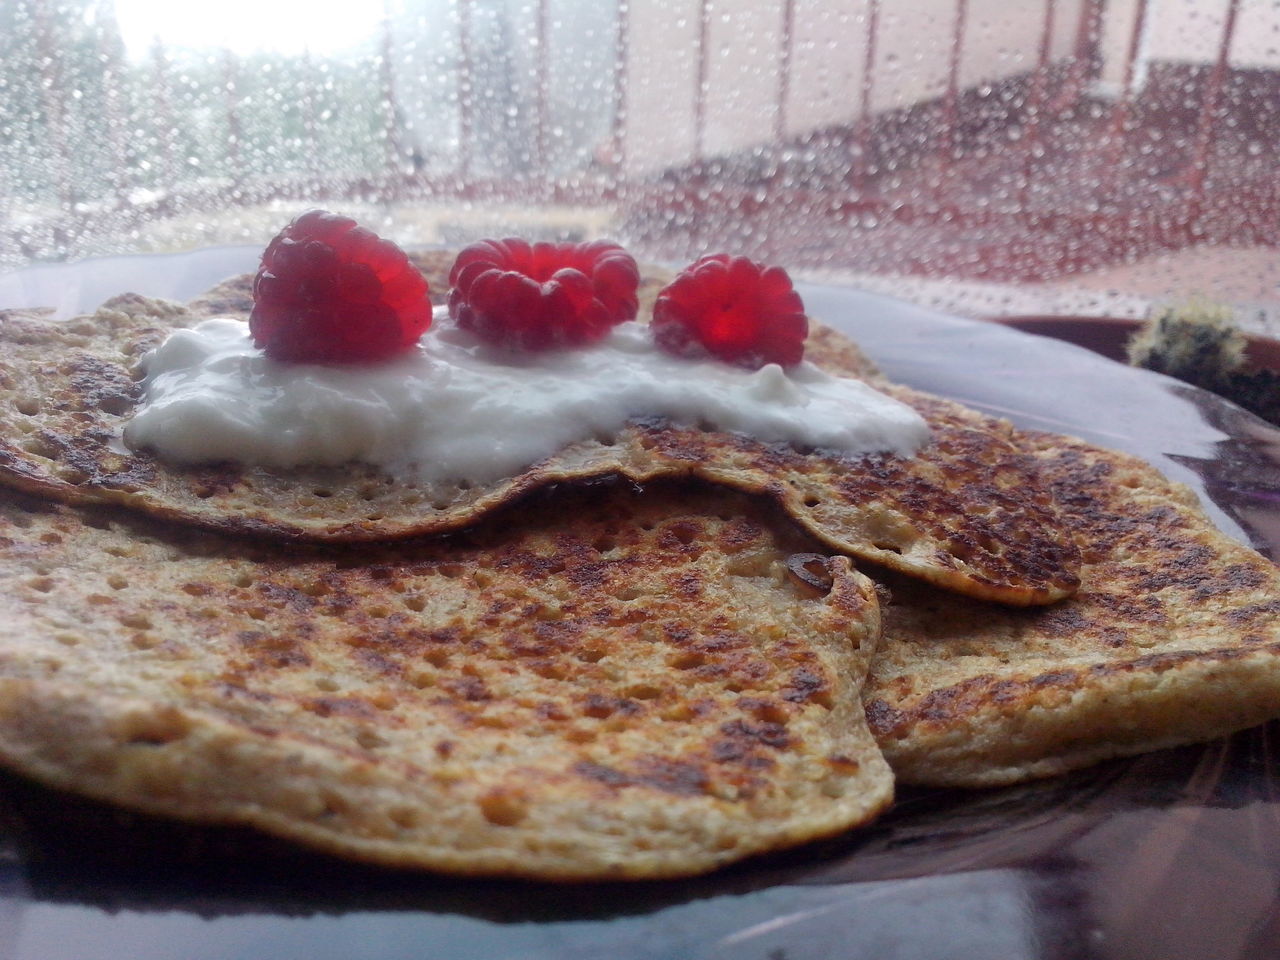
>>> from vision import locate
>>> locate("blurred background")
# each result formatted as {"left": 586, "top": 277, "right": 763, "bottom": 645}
{"left": 2, "top": 0, "right": 1278, "bottom": 334}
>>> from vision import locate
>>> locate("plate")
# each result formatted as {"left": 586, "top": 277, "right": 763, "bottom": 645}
{"left": 1, "top": 250, "right": 1278, "bottom": 960}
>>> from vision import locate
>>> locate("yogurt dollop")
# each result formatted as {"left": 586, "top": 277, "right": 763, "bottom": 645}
{"left": 123, "top": 315, "right": 930, "bottom": 484}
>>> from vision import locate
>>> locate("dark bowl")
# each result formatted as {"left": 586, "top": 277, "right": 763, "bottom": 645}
{"left": 991, "top": 315, "right": 1280, "bottom": 373}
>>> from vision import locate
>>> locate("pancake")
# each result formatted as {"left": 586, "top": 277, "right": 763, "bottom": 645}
{"left": 863, "top": 430, "right": 1280, "bottom": 787}
{"left": 0, "top": 479, "right": 891, "bottom": 880}
{"left": 0, "top": 291, "right": 1079, "bottom": 606}
{"left": 795, "top": 314, "right": 1280, "bottom": 784}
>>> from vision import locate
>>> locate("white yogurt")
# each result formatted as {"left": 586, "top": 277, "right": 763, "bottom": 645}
{"left": 123, "top": 315, "right": 930, "bottom": 483}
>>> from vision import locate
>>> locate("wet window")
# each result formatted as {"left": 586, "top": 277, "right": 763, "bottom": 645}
{"left": 1, "top": 0, "right": 1277, "bottom": 341}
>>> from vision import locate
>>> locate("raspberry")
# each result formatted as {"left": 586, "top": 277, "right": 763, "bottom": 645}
{"left": 652, "top": 255, "right": 808, "bottom": 369}
{"left": 447, "top": 238, "right": 639, "bottom": 351}
{"left": 249, "top": 209, "right": 431, "bottom": 364}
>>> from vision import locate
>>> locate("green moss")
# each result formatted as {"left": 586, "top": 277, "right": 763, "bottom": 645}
{"left": 1128, "top": 301, "right": 1279, "bottom": 427}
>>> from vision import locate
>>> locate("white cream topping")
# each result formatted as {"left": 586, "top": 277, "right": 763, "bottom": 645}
{"left": 123, "top": 315, "right": 930, "bottom": 484}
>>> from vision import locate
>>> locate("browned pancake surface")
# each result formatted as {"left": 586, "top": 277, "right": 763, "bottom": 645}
{"left": 863, "top": 431, "right": 1280, "bottom": 787}
{"left": 0, "top": 292, "right": 1079, "bottom": 605}
{"left": 0, "top": 481, "right": 890, "bottom": 879}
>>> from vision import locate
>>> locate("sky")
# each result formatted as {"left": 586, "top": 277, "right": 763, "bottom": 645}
{"left": 114, "top": 0, "right": 388, "bottom": 60}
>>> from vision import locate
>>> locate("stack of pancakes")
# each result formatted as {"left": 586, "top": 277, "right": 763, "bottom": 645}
{"left": 0, "top": 255, "right": 1274, "bottom": 880}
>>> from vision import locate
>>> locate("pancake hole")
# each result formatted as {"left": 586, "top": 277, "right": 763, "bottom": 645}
{"left": 785, "top": 554, "right": 834, "bottom": 595}
{"left": 98, "top": 394, "right": 132, "bottom": 416}
{"left": 355, "top": 728, "right": 388, "bottom": 750}
{"left": 437, "top": 564, "right": 464, "bottom": 579}
{"left": 577, "top": 649, "right": 605, "bottom": 663}
{"left": 803, "top": 495, "right": 821, "bottom": 507}
{"left": 319, "top": 792, "right": 351, "bottom": 820}
{"left": 315, "top": 677, "right": 340, "bottom": 692}
{"left": 311, "top": 488, "right": 334, "bottom": 498}
{"left": 26, "top": 577, "right": 55, "bottom": 593}
{"left": 130, "top": 633, "right": 159, "bottom": 649}
{"left": 665, "top": 522, "right": 698, "bottom": 546}
{"left": 662, "top": 703, "right": 696, "bottom": 722}
{"left": 120, "top": 613, "right": 152, "bottom": 630}
{"left": 670, "top": 652, "right": 706, "bottom": 670}
{"left": 532, "top": 662, "right": 569, "bottom": 681}
{"left": 872, "top": 541, "right": 905, "bottom": 555}
{"left": 726, "top": 555, "right": 773, "bottom": 578}
{"left": 301, "top": 580, "right": 330, "bottom": 597}
{"left": 827, "top": 755, "right": 861, "bottom": 774}
{"left": 323, "top": 600, "right": 353, "bottom": 619}
{"left": 15, "top": 397, "right": 39, "bottom": 416}
{"left": 389, "top": 807, "right": 420, "bottom": 830}
{"left": 748, "top": 700, "right": 790, "bottom": 725}
{"left": 21, "top": 437, "right": 58, "bottom": 459}
{"left": 478, "top": 789, "right": 528, "bottom": 827}
{"left": 403, "top": 595, "right": 426, "bottom": 613}
{"left": 122, "top": 709, "right": 190, "bottom": 745}
{"left": 107, "top": 574, "right": 129, "bottom": 590}
{"left": 410, "top": 670, "right": 435, "bottom": 689}
{"left": 56, "top": 465, "right": 89, "bottom": 485}
{"left": 234, "top": 573, "right": 253, "bottom": 588}
{"left": 55, "top": 632, "right": 81, "bottom": 646}
{"left": 425, "top": 649, "right": 449, "bottom": 668}
{"left": 623, "top": 684, "right": 662, "bottom": 700}
{"left": 821, "top": 779, "right": 848, "bottom": 798}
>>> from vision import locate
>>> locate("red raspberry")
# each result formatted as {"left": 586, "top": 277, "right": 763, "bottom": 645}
{"left": 447, "top": 238, "right": 639, "bottom": 351}
{"left": 652, "top": 255, "right": 808, "bottom": 369}
{"left": 249, "top": 210, "right": 431, "bottom": 364}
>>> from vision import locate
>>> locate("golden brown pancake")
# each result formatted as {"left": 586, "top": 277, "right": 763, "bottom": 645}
{"left": 863, "top": 431, "right": 1280, "bottom": 787}
{"left": 0, "top": 480, "right": 891, "bottom": 880}
{"left": 0, "top": 292, "right": 1079, "bottom": 605}
{"left": 794, "top": 313, "right": 1280, "bottom": 785}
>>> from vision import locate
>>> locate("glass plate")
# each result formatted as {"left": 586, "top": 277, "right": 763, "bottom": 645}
{"left": 1, "top": 251, "right": 1278, "bottom": 960}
